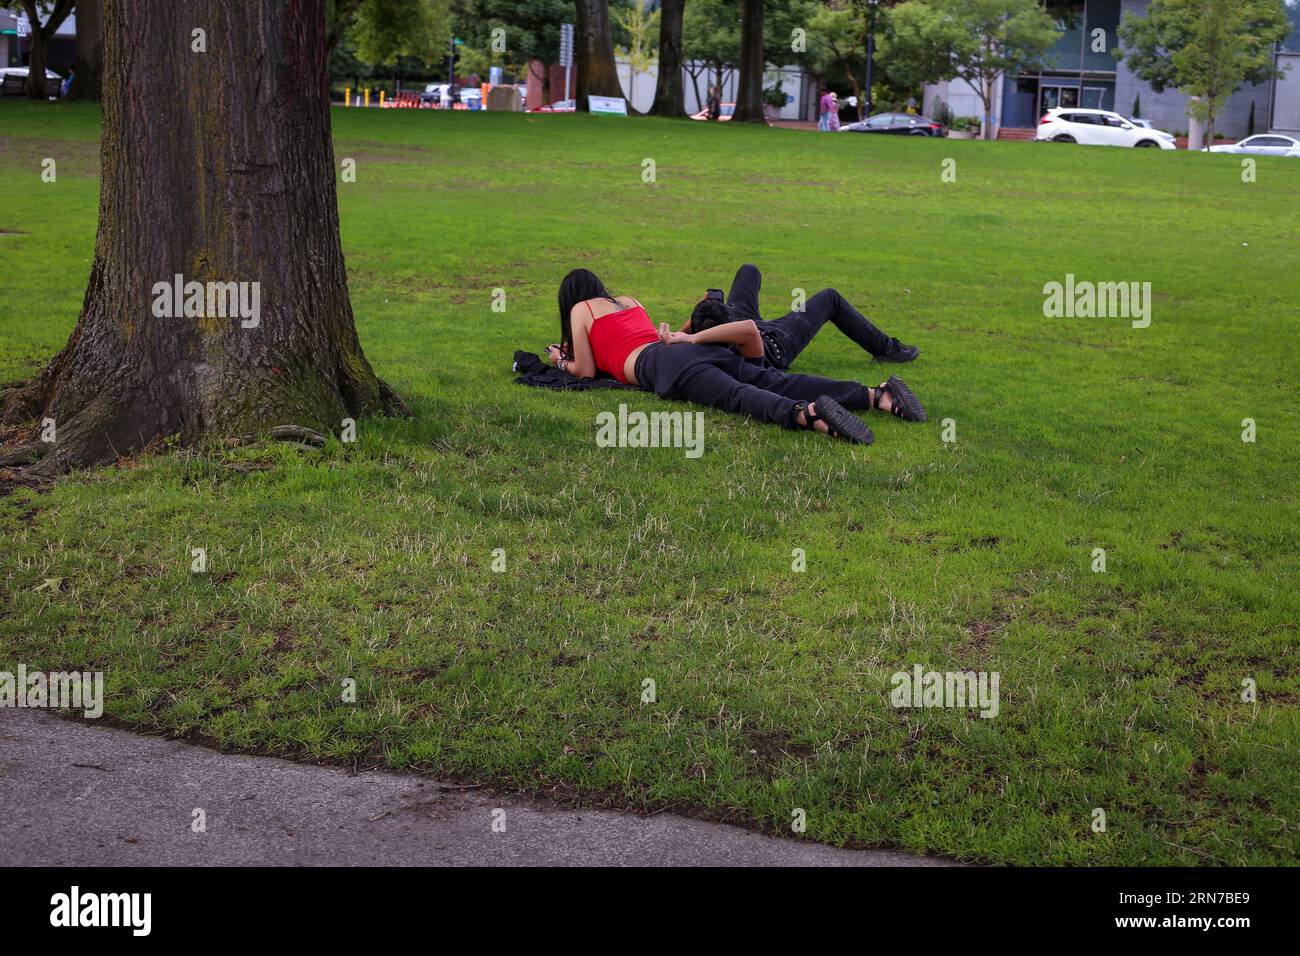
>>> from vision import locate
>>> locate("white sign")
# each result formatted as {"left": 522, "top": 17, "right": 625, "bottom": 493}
{"left": 559, "top": 23, "right": 574, "bottom": 69}
{"left": 588, "top": 95, "right": 628, "bottom": 116}
{"left": 16, "top": 13, "right": 31, "bottom": 37}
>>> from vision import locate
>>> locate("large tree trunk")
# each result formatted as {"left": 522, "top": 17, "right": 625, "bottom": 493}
{"left": 73, "top": 0, "right": 105, "bottom": 101}
{"left": 650, "top": 0, "right": 685, "bottom": 117}
{"left": 24, "top": 30, "right": 49, "bottom": 100}
{"left": 732, "top": 0, "right": 764, "bottom": 123}
{"left": 1, "top": 0, "right": 406, "bottom": 477}
{"left": 574, "top": 0, "right": 622, "bottom": 110}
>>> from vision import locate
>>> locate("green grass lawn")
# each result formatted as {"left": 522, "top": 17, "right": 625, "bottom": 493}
{"left": 1, "top": 100, "right": 1296, "bottom": 865}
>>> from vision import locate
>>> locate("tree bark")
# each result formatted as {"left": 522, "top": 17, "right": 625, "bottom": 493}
{"left": 73, "top": 0, "right": 105, "bottom": 101}
{"left": 732, "top": 0, "right": 764, "bottom": 123}
{"left": 1, "top": 0, "right": 406, "bottom": 477}
{"left": 574, "top": 0, "right": 622, "bottom": 109}
{"left": 24, "top": 28, "right": 49, "bottom": 101}
{"left": 650, "top": 0, "right": 685, "bottom": 117}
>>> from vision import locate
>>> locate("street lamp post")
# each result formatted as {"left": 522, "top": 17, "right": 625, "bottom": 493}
{"left": 864, "top": 0, "right": 879, "bottom": 118}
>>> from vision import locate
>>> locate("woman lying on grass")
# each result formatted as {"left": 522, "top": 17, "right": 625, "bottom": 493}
{"left": 545, "top": 269, "right": 926, "bottom": 446}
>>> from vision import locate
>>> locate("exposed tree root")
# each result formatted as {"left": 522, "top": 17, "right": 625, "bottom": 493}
{"left": 267, "top": 425, "right": 328, "bottom": 447}
{"left": 0, "top": 375, "right": 414, "bottom": 477}
{"left": 0, "top": 442, "right": 46, "bottom": 468}
{"left": 378, "top": 379, "right": 413, "bottom": 418}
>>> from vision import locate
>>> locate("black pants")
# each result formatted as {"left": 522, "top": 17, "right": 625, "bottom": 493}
{"left": 634, "top": 342, "right": 870, "bottom": 430}
{"left": 726, "top": 264, "right": 892, "bottom": 370}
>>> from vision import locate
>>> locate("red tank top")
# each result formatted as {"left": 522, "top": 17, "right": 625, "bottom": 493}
{"left": 587, "top": 302, "right": 658, "bottom": 383}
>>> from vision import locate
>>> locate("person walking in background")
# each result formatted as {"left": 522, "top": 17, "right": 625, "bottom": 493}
{"left": 818, "top": 88, "right": 833, "bottom": 131}
{"left": 60, "top": 67, "right": 75, "bottom": 99}
{"left": 707, "top": 85, "right": 721, "bottom": 121}
{"left": 828, "top": 92, "right": 841, "bottom": 132}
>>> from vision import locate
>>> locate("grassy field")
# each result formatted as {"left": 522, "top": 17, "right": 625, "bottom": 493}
{"left": 1, "top": 100, "right": 1296, "bottom": 865}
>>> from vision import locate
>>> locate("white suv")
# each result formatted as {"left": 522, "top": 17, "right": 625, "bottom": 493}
{"left": 1035, "top": 108, "right": 1176, "bottom": 149}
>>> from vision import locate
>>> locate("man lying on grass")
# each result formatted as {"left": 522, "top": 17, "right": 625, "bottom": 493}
{"left": 686, "top": 263, "right": 920, "bottom": 370}
{"left": 544, "top": 269, "right": 927, "bottom": 446}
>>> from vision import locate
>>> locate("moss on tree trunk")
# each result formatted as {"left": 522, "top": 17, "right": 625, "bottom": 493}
{"left": 1, "top": 0, "right": 407, "bottom": 477}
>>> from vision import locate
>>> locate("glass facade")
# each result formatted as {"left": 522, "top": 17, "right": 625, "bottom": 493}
{"left": 1284, "top": 0, "right": 1300, "bottom": 53}
{"left": 1003, "top": 0, "right": 1123, "bottom": 128}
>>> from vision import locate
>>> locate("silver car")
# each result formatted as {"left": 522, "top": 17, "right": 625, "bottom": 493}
{"left": 1207, "top": 133, "right": 1300, "bottom": 157}
{"left": 0, "top": 67, "right": 61, "bottom": 97}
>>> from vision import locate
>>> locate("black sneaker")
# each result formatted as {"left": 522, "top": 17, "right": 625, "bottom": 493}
{"left": 876, "top": 338, "right": 919, "bottom": 362}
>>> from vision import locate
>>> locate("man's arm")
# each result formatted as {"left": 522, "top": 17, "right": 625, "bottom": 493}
{"left": 662, "top": 319, "right": 764, "bottom": 359}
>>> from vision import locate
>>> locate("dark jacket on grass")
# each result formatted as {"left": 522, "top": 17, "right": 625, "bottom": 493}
{"left": 512, "top": 351, "right": 637, "bottom": 391}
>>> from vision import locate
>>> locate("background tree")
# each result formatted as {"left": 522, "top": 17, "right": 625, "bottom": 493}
{"left": 615, "top": 0, "right": 658, "bottom": 71}
{"left": 807, "top": 1, "right": 866, "bottom": 116}
{"left": 805, "top": 1, "right": 911, "bottom": 119}
{"left": 650, "top": 0, "right": 686, "bottom": 115}
{"left": 350, "top": 0, "right": 451, "bottom": 69}
{"left": 575, "top": 0, "right": 624, "bottom": 107}
{"left": 1117, "top": 0, "right": 1288, "bottom": 142}
{"left": 71, "top": 0, "right": 102, "bottom": 100}
{"left": 683, "top": 0, "right": 740, "bottom": 109}
{"left": 0, "top": 0, "right": 407, "bottom": 476}
{"left": 444, "top": 1, "right": 567, "bottom": 102}
{"left": 326, "top": 0, "right": 365, "bottom": 56}
{"left": 883, "top": 0, "right": 1058, "bottom": 139}
{"left": 731, "top": 0, "right": 764, "bottom": 121}
{"left": 18, "top": 0, "right": 75, "bottom": 100}
{"left": 761, "top": 0, "right": 815, "bottom": 114}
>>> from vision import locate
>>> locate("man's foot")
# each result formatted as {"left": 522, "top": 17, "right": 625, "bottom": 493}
{"left": 797, "top": 397, "right": 874, "bottom": 445}
{"left": 876, "top": 338, "right": 919, "bottom": 362}
{"left": 870, "top": 376, "right": 927, "bottom": 422}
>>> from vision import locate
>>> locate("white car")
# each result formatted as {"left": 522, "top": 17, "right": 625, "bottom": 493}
{"left": 1207, "top": 133, "right": 1300, "bottom": 157}
{"left": 0, "top": 66, "right": 61, "bottom": 97}
{"left": 1035, "top": 108, "right": 1176, "bottom": 149}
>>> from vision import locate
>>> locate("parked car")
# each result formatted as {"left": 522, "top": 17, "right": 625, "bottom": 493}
{"left": 0, "top": 67, "right": 61, "bottom": 97}
{"left": 1035, "top": 108, "right": 1175, "bottom": 148}
{"left": 419, "top": 83, "right": 446, "bottom": 105}
{"left": 690, "top": 102, "right": 735, "bottom": 122}
{"left": 839, "top": 112, "right": 945, "bottom": 137}
{"left": 1207, "top": 133, "right": 1300, "bottom": 157}
{"left": 531, "top": 99, "right": 575, "bottom": 113}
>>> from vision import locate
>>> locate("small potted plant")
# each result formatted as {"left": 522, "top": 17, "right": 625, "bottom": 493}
{"left": 763, "top": 82, "right": 788, "bottom": 123}
{"left": 947, "top": 116, "right": 978, "bottom": 139}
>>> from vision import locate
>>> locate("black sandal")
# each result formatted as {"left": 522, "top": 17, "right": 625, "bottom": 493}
{"left": 798, "top": 396, "right": 874, "bottom": 445}
{"left": 872, "top": 375, "right": 928, "bottom": 422}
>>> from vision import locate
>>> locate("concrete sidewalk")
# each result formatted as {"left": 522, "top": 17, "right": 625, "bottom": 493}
{"left": 0, "top": 709, "right": 958, "bottom": 867}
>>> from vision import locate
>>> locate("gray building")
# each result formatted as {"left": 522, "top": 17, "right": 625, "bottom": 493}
{"left": 925, "top": 0, "right": 1300, "bottom": 138}
{"left": 1, "top": 7, "right": 77, "bottom": 72}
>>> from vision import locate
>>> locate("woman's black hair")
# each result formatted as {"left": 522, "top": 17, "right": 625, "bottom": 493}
{"left": 557, "top": 268, "right": 614, "bottom": 356}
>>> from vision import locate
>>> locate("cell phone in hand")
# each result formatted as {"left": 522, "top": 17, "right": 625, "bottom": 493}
{"left": 706, "top": 288, "right": 724, "bottom": 302}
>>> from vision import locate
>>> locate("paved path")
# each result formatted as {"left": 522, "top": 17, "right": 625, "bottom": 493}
{"left": 0, "top": 709, "right": 958, "bottom": 867}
